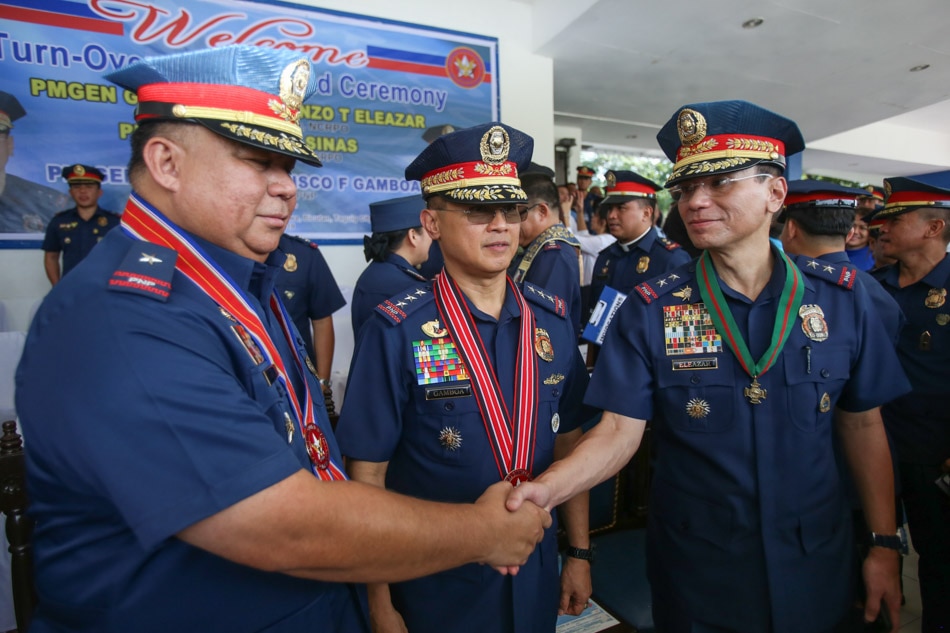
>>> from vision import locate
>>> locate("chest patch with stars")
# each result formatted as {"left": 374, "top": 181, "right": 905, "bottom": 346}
{"left": 664, "top": 302, "right": 723, "bottom": 356}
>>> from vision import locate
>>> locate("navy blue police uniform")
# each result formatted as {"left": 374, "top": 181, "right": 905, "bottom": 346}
{"left": 509, "top": 225, "right": 583, "bottom": 337}
{"left": 336, "top": 280, "right": 589, "bottom": 633}
{"left": 351, "top": 252, "right": 426, "bottom": 337}
{"left": 584, "top": 100, "right": 911, "bottom": 633}
{"left": 586, "top": 253, "right": 909, "bottom": 633}
{"left": 870, "top": 174, "right": 950, "bottom": 631}
{"left": 17, "top": 199, "right": 366, "bottom": 633}
{"left": 337, "top": 122, "right": 592, "bottom": 633}
{"left": 275, "top": 233, "right": 345, "bottom": 362}
{"left": 14, "top": 46, "right": 369, "bottom": 633}
{"left": 42, "top": 206, "right": 120, "bottom": 275}
{"left": 589, "top": 226, "right": 691, "bottom": 301}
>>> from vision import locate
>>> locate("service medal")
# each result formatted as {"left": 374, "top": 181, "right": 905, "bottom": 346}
{"left": 551, "top": 412, "right": 560, "bottom": 433}
{"left": 744, "top": 377, "right": 767, "bottom": 404}
{"left": 421, "top": 319, "right": 448, "bottom": 338}
{"left": 534, "top": 328, "right": 554, "bottom": 362}
{"left": 438, "top": 426, "right": 463, "bottom": 451}
{"left": 819, "top": 392, "right": 831, "bottom": 413}
{"left": 637, "top": 256, "right": 650, "bottom": 274}
{"left": 283, "top": 253, "right": 298, "bottom": 272}
{"left": 305, "top": 425, "right": 330, "bottom": 469}
{"left": 925, "top": 288, "right": 946, "bottom": 309}
{"left": 686, "top": 398, "right": 710, "bottom": 419}
{"left": 504, "top": 468, "right": 532, "bottom": 486}
{"left": 937, "top": 314, "right": 949, "bottom": 326}
{"left": 799, "top": 304, "right": 829, "bottom": 342}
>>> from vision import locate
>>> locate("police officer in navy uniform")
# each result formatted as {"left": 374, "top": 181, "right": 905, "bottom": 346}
{"left": 41, "top": 164, "right": 120, "bottom": 284}
{"left": 336, "top": 122, "right": 593, "bottom": 633}
{"left": 275, "top": 232, "right": 345, "bottom": 393}
{"left": 871, "top": 173, "right": 950, "bottom": 633}
{"left": 351, "top": 194, "right": 430, "bottom": 337}
{"left": 15, "top": 46, "right": 552, "bottom": 633}
{"left": 508, "top": 100, "right": 911, "bottom": 633}
{"left": 0, "top": 91, "right": 70, "bottom": 233}
{"left": 780, "top": 179, "right": 905, "bottom": 344}
{"left": 588, "top": 170, "right": 691, "bottom": 308}
{"left": 508, "top": 169, "right": 583, "bottom": 337}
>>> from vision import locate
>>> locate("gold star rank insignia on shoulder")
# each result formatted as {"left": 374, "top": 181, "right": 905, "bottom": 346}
{"left": 139, "top": 253, "right": 163, "bottom": 264}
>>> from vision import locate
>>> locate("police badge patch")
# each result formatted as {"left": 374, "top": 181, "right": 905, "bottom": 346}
{"left": 799, "top": 304, "right": 829, "bottom": 342}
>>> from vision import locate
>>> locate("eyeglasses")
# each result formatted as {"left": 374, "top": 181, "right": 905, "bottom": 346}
{"left": 442, "top": 204, "right": 530, "bottom": 225}
{"left": 669, "top": 173, "right": 772, "bottom": 202}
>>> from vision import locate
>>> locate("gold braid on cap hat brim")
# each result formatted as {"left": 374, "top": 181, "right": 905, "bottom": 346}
{"left": 169, "top": 104, "right": 303, "bottom": 138}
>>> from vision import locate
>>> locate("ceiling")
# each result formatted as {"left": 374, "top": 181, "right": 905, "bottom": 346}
{"left": 526, "top": 0, "right": 950, "bottom": 185}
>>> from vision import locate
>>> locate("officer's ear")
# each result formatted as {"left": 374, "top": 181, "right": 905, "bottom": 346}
{"left": 142, "top": 133, "right": 187, "bottom": 194}
{"left": 421, "top": 206, "right": 441, "bottom": 241}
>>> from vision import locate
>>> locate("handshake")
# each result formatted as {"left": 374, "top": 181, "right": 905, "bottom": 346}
{"left": 472, "top": 479, "right": 555, "bottom": 574}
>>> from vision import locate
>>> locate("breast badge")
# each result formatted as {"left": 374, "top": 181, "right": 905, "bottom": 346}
{"left": 534, "top": 328, "right": 554, "bottom": 362}
{"left": 686, "top": 398, "right": 710, "bottom": 419}
{"left": 925, "top": 288, "right": 946, "bottom": 309}
{"left": 672, "top": 285, "right": 693, "bottom": 302}
{"left": 637, "top": 256, "right": 650, "bottom": 274}
{"left": 283, "top": 253, "right": 298, "bottom": 272}
{"left": 799, "top": 304, "right": 829, "bottom": 342}
{"left": 439, "top": 426, "right": 463, "bottom": 451}
{"left": 819, "top": 392, "right": 831, "bottom": 413}
{"left": 543, "top": 373, "right": 565, "bottom": 385}
{"left": 421, "top": 319, "right": 448, "bottom": 338}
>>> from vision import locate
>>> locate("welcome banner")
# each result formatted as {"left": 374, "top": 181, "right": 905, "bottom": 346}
{"left": 0, "top": 0, "right": 499, "bottom": 243}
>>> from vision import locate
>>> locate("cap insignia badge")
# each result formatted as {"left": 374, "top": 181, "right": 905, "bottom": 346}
{"left": 686, "top": 397, "right": 710, "bottom": 419}
{"left": 884, "top": 180, "right": 892, "bottom": 200}
{"left": 534, "top": 327, "right": 554, "bottom": 362}
{"left": 799, "top": 304, "right": 829, "bottom": 342}
{"left": 439, "top": 426, "right": 463, "bottom": 451}
{"left": 421, "top": 319, "right": 448, "bottom": 338}
{"left": 283, "top": 253, "right": 298, "bottom": 272}
{"left": 74, "top": 165, "right": 86, "bottom": 177}
{"left": 480, "top": 125, "right": 510, "bottom": 166}
{"left": 677, "top": 108, "right": 707, "bottom": 146}
{"left": 925, "top": 288, "right": 946, "bottom": 309}
{"left": 272, "top": 59, "right": 309, "bottom": 123}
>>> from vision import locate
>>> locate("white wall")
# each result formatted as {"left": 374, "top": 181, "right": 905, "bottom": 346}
{"left": 0, "top": 0, "right": 556, "bottom": 332}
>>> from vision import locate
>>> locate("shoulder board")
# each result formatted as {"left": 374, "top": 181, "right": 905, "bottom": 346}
{"left": 286, "top": 234, "right": 318, "bottom": 249}
{"left": 657, "top": 236, "right": 682, "bottom": 251}
{"left": 522, "top": 282, "right": 567, "bottom": 318}
{"left": 632, "top": 264, "right": 694, "bottom": 305}
{"left": 792, "top": 255, "right": 856, "bottom": 291}
{"left": 108, "top": 243, "right": 178, "bottom": 302}
{"left": 375, "top": 284, "right": 434, "bottom": 326}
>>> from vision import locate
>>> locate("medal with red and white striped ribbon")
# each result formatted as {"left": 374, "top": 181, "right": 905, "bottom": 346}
{"left": 121, "top": 194, "right": 346, "bottom": 481}
{"left": 433, "top": 272, "right": 539, "bottom": 484}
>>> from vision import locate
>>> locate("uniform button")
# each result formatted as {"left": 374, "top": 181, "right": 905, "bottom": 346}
{"left": 820, "top": 369, "right": 830, "bottom": 378}
{"left": 690, "top": 375, "right": 701, "bottom": 385}
{"left": 444, "top": 402, "right": 455, "bottom": 412}
{"left": 552, "top": 389, "right": 560, "bottom": 398}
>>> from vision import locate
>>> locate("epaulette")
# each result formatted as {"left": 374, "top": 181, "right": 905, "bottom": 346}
{"left": 632, "top": 264, "right": 694, "bottom": 305}
{"left": 375, "top": 284, "right": 434, "bottom": 325}
{"left": 285, "top": 234, "right": 318, "bottom": 249}
{"left": 792, "top": 255, "right": 856, "bottom": 290}
{"left": 108, "top": 242, "right": 178, "bottom": 302}
{"left": 657, "top": 236, "right": 682, "bottom": 251}
{"left": 522, "top": 282, "right": 567, "bottom": 318}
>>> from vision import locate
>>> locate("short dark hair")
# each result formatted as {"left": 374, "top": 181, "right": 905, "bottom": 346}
{"left": 783, "top": 207, "right": 855, "bottom": 238}
{"left": 520, "top": 173, "right": 558, "bottom": 208}
{"left": 917, "top": 207, "right": 950, "bottom": 243}
{"left": 127, "top": 120, "right": 199, "bottom": 184}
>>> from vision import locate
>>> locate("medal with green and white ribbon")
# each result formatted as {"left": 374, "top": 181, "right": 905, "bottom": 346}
{"left": 695, "top": 249, "right": 804, "bottom": 404}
